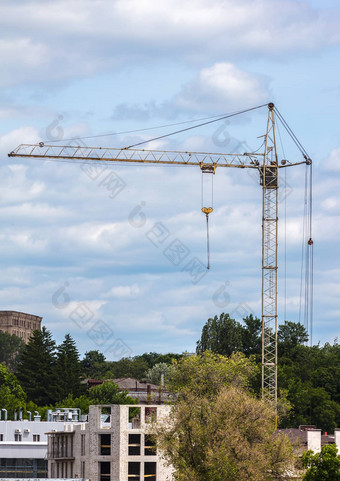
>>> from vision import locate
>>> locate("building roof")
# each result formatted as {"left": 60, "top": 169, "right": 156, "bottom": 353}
{"left": 113, "top": 377, "right": 159, "bottom": 391}
{"left": 277, "top": 427, "right": 335, "bottom": 448}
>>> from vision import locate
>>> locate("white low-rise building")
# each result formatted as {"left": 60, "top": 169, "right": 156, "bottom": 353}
{"left": 0, "top": 409, "right": 83, "bottom": 478}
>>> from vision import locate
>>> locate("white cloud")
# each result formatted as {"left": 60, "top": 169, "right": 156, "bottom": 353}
{"left": 103, "top": 284, "right": 141, "bottom": 299}
{"left": 173, "top": 63, "right": 270, "bottom": 113}
{"left": 1, "top": 0, "right": 340, "bottom": 88}
{"left": 323, "top": 147, "right": 340, "bottom": 171}
{"left": 1, "top": 126, "right": 41, "bottom": 155}
{"left": 111, "top": 62, "right": 269, "bottom": 117}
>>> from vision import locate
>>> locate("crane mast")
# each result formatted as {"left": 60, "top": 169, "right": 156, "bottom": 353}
{"left": 261, "top": 104, "right": 278, "bottom": 406}
{"left": 8, "top": 103, "right": 307, "bottom": 410}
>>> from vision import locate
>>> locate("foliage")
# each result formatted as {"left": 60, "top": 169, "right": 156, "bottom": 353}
{"left": 55, "top": 393, "right": 93, "bottom": 414}
{"left": 302, "top": 444, "right": 340, "bottom": 481}
{"left": 278, "top": 341, "right": 340, "bottom": 431}
{"left": 145, "top": 362, "right": 173, "bottom": 385}
{"left": 112, "top": 357, "right": 149, "bottom": 379}
{"left": 0, "top": 331, "right": 25, "bottom": 372}
{"left": 16, "top": 327, "right": 57, "bottom": 405}
{"left": 54, "top": 334, "right": 82, "bottom": 401}
{"left": 0, "top": 363, "right": 26, "bottom": 417}
{"left": 168, "top": 350, "right": 258, "bottom": 398}
{"left": 196, "top": 312, "right": 244, "bottom": 356}
{"left": 81, "top": 350, "right": 112, "bottom": 379}
{"left": 88, "top": 380, "right": 137, "bottom": 405}
{"left": 196, "top": 313, "right": 340, "bottom": 431}
{"left": 278, "top": 321, "right": 309, "bottom": 358}
{"left": 137, "top": 352, "right": 182, "bottom": 368}
{"left": 156, "top": 352, "right": 294, "bottom": 481}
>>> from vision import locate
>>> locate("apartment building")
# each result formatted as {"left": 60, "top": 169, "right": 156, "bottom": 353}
{"left": 47, "top": 404, "right": 173, "bottom": 481}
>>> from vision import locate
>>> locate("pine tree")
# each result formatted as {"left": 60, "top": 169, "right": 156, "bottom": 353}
{"left": 54, "top": 334, "right": 82, "bottom": 401}
{"left": 16, "top": 327, "right": 57, "bottom": 405}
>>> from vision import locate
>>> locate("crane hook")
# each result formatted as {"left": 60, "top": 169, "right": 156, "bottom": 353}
{"left": 201, "top": 207, "right": 213, "bottom": 269}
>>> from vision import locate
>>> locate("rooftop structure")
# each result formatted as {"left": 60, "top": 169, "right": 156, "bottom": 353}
{"left": 82, "top": 378, "right": 169, "bottom": 404}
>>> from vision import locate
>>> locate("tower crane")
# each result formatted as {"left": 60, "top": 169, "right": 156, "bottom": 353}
{"left": 8, "top": 103, "right": 312, "bottom": 412}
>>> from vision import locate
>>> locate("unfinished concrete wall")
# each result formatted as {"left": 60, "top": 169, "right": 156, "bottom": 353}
{"left": 335, "top": 429, "right": 340, "bottom": 453}
{"left": 307, "top": 430, "right": 321, "bottom": 452}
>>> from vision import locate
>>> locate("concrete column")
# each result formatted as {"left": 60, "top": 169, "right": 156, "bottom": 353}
{"left": 307, "top": 430, "right": 321, "bottom": 452}
{"left": 335, "top": 429, "right": 340, "bottom": 453}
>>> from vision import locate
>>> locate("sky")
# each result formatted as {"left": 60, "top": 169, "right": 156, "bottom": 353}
{"left": 1, "top": 0, "right": 340, "bottom": 360}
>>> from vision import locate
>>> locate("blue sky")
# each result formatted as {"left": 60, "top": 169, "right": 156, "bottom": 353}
{"left": 0, "top": 0, "right": 339, "bottom": 359}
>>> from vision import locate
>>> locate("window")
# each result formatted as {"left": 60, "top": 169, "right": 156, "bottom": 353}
{"left": 0, "top": 458, "right": 47, "bottom": 478}
{"left": 100, "top": 407, "right": 111, "bottom": 428}
{"left": 129, "top": 407, "right": 141, "bottom": 429}
{"left": 81, "top": 434, "right": 86, "bottom": 456}
{"left": 14, "top": 434, "right": 22, "bottom": 442}
{"left": 144, "top": 435, "right": 156, "bottom": 456}
{"left": 128, "top": 434, "right": 141, "bottom": 455}
{"left": 100, "top": 434, "right": 111, "bottom": 456}
{"left": 100, "top": 461, "right": 110, "bottom": 481}
{"left": 81, "top": 461, "right": 85, "bottom": 478}
{"left": 145, "top": 407, "right": 157, "bottom": 424}
{"left": 128, "top": 462, "right": 140, "bottom": 481}
{"left": 33, "top": 434, "right": 40, "bottom": 442}
{"left": 0, "top": 434, "right": 3, "bottom": 441}
{"left": 144, "top": 462, "right": 156, "bottom": 481}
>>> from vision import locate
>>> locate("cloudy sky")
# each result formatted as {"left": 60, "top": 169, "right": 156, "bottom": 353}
{"left": 1, "top": 0, "right": 339, "bottom": 359}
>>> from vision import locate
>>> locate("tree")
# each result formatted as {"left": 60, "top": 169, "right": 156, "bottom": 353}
{"left": 54, "top": 334, "right": 82, "bottom": 401}
{"left": 0, "top": 364, "right": 26, "bottom": 417}
{"left": 156, "top": 352, "right": 294, "bottom": 481}
{"left": 145, "top": 362, "right": 173, "bottom": 385}
{"left": 137, "top": 352, "right": 182, "bottom": 369}
{"left": 241, "top": 314, "right": 262, "bottom": 356}
{"left": 196, "top": 313, "right": 243, "bottom": 356}
{"left": 88, "top": 381, "right": 136, "bottom": 405}
{"left": 302, "top": 444, "right": 340, "bottom": 481}
{"left": 278, "top": 321, "right": 308, "bottom": 358}
{"left": 0, "top": 331, "right": 25, "bottom": 372}
{"left": 16, "top": 327, "right": 57, "bottom": 405}
{"left": 112, "top": 357, "right": 149, "bottom": 379}
{"left": 81, "top": 350, "right": 109, "bottom": 379}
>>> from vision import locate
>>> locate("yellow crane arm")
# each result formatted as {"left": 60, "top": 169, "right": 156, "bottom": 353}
{"left": 8, "top": 143, "right": 264, "bottom": 170}
{"left": 8, "top": 143, "right": 307, "bottom": 171}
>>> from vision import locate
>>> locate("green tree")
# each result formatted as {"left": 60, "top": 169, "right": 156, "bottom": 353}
{"left": 241, "top": 314, "right": 262, "bottom": 356}
{"left": 196, "top": 313, "right": 243, "bottom": 356}
{"left": 16, "top": 327, "right": 57, "bottom": 405}
{"left": 137, "top": 352, "right": 182, "bottom": 369}
{"left": 54, "top": 334, "right": 82, "bottom": 401}
{"left": 0, "top": 364, "right": 26, "bottom": 417}
{"left": 112, "top": 357, "right": 149, "bottom": 379}
{"left": 145, "top": 362, "right": 173, "bottom": 385}
{"left": 0, "top": 331, "right": 25, "bottom": 372}
{"left": 89, "top": 381, "right": 136, "bottom": 405}
{"left": 81, "top": 350, "right": 108, "bottom": 379}
{"left": 278, "top": 321, "right": 308, "bottom": 358}
{"left": 156, "top": 352, "right": 293, "bottom": 481}
{"left": 302, "top": 444, "right": 340, "bottom": 481}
